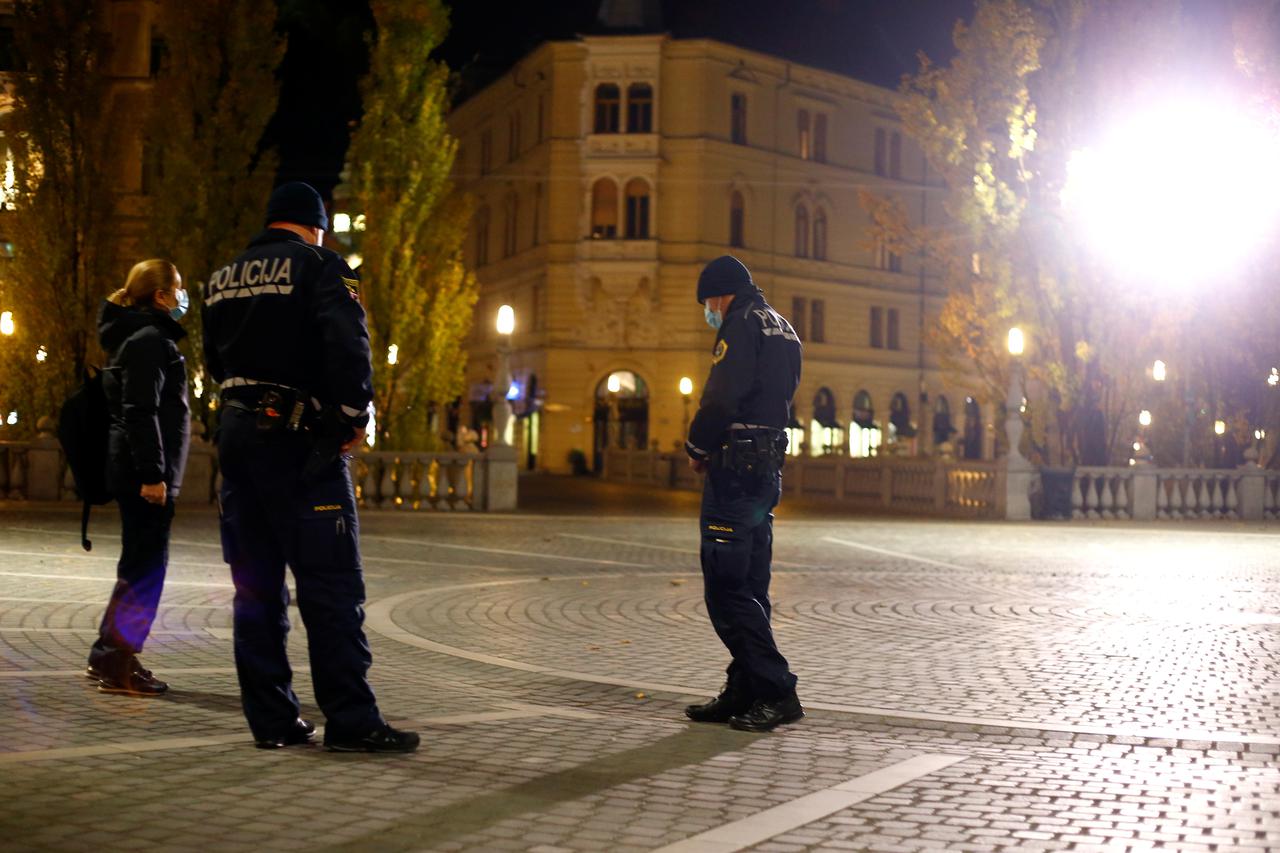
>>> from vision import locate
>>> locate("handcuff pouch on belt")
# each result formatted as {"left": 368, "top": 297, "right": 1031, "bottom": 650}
{"left": 713, "top": 430, "right": 787, "bottom": 478}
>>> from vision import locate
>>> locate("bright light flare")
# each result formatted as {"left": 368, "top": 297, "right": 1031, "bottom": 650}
{"left": 1152, "top": 360, "right": 1167, "bottom": 382}
{"left": 607, "top": 373, "right": 622, "bottom": 394}
{"left": 0, "top": 311, "right": 13, "bottom": 335}
{"left": 1062, "top": 96, "right": 1280, "bottom": 286}
{"left": 386, "top": 344, "right": 398, "bottom": 365}
{"left": 679, "top": 376, "right": 694, "bottom": 396}
{"left": 35, "top": 346, "right": 46, "bottom": 363}
{"left": 1139, "top": 409, "right": 1152, "bottom": 427}
{"left": 1215, "top": 419, "right": 1227, "bottom": 436}
{"left": 1269, "top": 368, "right": 1279, "bottom": 387}
{"left": 496, "top": 304, "right": 515, "bottom": 335}
{"left": 332, "top": 213, "right": 351, "bottom": 233}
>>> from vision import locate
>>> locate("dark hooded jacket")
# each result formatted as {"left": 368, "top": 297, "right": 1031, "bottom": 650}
{"left": 98, "top": 300, "right": 190, "bottom": 497}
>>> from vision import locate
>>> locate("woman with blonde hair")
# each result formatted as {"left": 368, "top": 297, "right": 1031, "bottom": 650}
{"left": 87, "top": 258, "right": 191, "bottom": 696}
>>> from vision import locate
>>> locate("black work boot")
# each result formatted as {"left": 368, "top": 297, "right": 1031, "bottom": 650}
{"left": 325, "top": 722, "right": 420, "bottom": 753}
{"left": 728, "top": 694, "right": 805, "bottom": 732}
{"left": 255, "top": 718, "right": 317, "bottom": 750}
{"left": 685, "top": 686, "right": 753, "bottom": 723}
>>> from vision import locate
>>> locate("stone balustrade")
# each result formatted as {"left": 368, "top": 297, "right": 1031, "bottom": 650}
{"left": 603, "top": 449, "right": 1280, "bottom": 522}
{"left": 0, "top": 435, "right": 519, "bottom": 513}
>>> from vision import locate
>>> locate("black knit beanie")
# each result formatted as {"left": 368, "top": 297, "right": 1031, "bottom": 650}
{"left": 696, "top": 255, "right": 754, "bottom": 304}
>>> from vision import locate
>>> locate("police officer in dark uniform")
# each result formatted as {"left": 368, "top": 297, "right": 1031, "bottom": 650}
{"left": 203, "top": 182, "right": 418, "bottom": 752}
{"left": 683, "top": 255, "right": 804, "bottom": 732}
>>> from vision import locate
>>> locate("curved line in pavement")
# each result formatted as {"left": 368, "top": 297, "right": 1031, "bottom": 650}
{"left": 363, "top": 579, "right": 1279, "bottom": 747}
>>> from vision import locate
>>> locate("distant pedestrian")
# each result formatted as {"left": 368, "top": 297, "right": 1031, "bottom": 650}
{"left": 684, "top": 255, "right": 805, "bottom": 732}
{"left": 88, "top": 259, "right": 191, "bottom": 696}
{"left": 204, "top": 182, "right": 418, "bottom": 752}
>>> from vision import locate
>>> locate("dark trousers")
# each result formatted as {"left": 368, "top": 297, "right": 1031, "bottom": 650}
{"left": 89, "top": 493, "right": 175, "bottom": 677}
{"left": 699, "top": 465, "right": 797, "bottom": 701}
{"left": 217, "top": 408, "right": 382, "bottom": 741}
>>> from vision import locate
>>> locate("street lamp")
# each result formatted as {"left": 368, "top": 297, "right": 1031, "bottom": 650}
{"left": 1152, "top": 360, "right": 1167, "bottom": 383}
{"left": 494, "top": 305, "right": 515, "bottom": 447}
{"left": 1138, "top": 409, "right": 1152, "bottom": 427}
{"left": 679, "top": 376, "right": 694, "bottom": 439}
{"left": 1005, "top": 326, "right": 1028, "bottom": 465}
{"left": 0, "top": 311, "right": 12, "bottom": 336}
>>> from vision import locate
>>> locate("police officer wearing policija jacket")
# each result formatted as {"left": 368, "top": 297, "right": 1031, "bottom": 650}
{"left": 684, "top": 255, "right": 804, "bottom": 733}
{"left": 204, "top": 182, "right": 418, "bottom": 752}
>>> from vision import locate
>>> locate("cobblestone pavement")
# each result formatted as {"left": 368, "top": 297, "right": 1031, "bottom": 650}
{"left": 0, "top": 477, "right": 1277, "bottom": 852}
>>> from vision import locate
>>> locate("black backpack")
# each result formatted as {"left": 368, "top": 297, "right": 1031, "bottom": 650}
{"left": 57, "top": 369, "right": 112, "bottom": 551}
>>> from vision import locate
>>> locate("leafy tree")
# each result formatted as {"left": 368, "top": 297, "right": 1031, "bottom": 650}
{"left": 861, "top": 0, "right": 1244, "bottom": 466}
{"left": 0, "top": 0, "right": 123, "bottom": 434}
{"left": 345, "top": 0, "right": 478, "bottom": 450}
{"left": 144, "top": 0, "right": 285, "bottom": 414}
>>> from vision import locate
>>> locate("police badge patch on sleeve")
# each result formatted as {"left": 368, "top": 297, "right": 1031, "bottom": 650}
{"left": 341, "top": 276, "right": 360, "bottom": 299}
{"left": 712, "top": 339, "right": 729, "bottom": 364}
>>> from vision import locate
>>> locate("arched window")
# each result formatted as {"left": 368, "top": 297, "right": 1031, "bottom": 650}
{"left": 624, "top": 178, "right": 650, "bottom": 239}
{"left": 933, "top": 395, "right": 954, "bottom": 447}
{"left": 729, "top": 191, "right": 745, "bottom": 248}
{"left": 850, "top": 390, "right": 881, "bottom": 458}
{"left": 794, "top": 204, "right": 809, "bottom": 258}
{"left": 594, "top": 83, "right": 621, "bottom": 133}
{"left": 963, "top": 397, "right": 983, "bottom": 460}
{"left": 475, "top": 206, "right": 490, "bottom": 266}
{"left": 591, "top": 178, "right": 618, "bottom": 238}
{"left": 889, "top": 392, "right": 916, "bottom": 442}
{"left": 627, "top": 83, "right": 653, "bottom": 133}
{"left": 810, "top": 387, "right": 843, "bottom": 456}
{"left": 503, "top": 193, "right": 518, "bottom": 257}
{"left": 812, "top": 208, "right": 827, "bottom": 261}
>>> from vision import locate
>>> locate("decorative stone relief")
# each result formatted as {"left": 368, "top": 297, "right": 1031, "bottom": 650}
{"left": 576, "top": 269, "right": 661, "bottom": 347}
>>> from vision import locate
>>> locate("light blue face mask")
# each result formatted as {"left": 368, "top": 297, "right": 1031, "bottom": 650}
{"left": 704, "top": 305, "right": 723, "bottom": 330}
{"left": 170, "top": 289, "right": 189, "bottom": 321}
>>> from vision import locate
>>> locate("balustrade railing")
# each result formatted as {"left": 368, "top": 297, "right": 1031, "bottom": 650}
{"left": 353, "top": 451, "right": 485, "bottom": 511}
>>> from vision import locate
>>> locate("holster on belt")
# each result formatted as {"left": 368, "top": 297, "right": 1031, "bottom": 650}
{"left": 712, "top": 429, "right": 787, "bottom": 477}
{"left": 222, "top": 387, "right": 307, "bottom": 435}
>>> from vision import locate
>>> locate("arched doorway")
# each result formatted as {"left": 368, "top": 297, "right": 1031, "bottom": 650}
{"left": 963, "top": 397, "right": 983, "bottom": 460}
{"left": 593, "top": 370, "right": 649, "bottom": 472}
{"left": 849, "top": 389, "right": 880, "bottom": 457}
{"left": 514, "top": 373, "right": 541, "bottom": 471}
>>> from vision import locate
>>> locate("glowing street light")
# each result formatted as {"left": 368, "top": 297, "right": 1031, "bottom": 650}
{"left": 678, "top": 376, "right": 694, "bottom": 397}
{"left": 332, "top": 213, "right": 352, "bottom": 233}
{"left": 0, "top": 311, "right": 13, "bottom": 336}
{"left": 494, "top": 305, "right": 516, "bottom": 447}
{"left": 1269, "top": 367, "right": 1279, "bottom": 387}
{"left": 1006, "top": 327, "right": 1025, "bottom": 356}
{"left": 607, "top": 372, "right": 622, "bottom": 394}
{"left": 1152, "top": 360, "right": 1167, "bottom": 382}
{"left": 1214, "top": 419, "right": 1227, "bottom": 436}
{"left": 1138, "top": 410, "right": 1152, "bottom": 427}
{"left": 386, "top": 344, "right": 398, "bottom": 366}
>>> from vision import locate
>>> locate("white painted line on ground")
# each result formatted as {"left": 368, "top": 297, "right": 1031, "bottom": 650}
{"left": 0, "top": 705, "right": 603, "bottom": 764}
{"left": 364, "top": 582, "right": 1280, "bottom": 747}
{"left": 362, "top": 534, "right": 657, "bottom": 568}
{"left": 653, "top": 753, "right": 967, "bottom": 853}
{"left": 0, "top": 569, "right": 232, "bottom": 588}
{"left": 0, "top": 666, "right": 249, "bottom": 679}
{"left": 0, "top": 526, "right": 224, "bottom": 550}
{"left": 821, "top": 537, "right": 974, "bottom": 572}
{"left": 0, "top": 551, "right": 232, "bottom": 575}
{"left": 557, "top": 533, "right": 823, "bottom": 570}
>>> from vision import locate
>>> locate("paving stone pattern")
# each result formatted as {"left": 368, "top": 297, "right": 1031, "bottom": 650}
{"left": 0, "top": 493, "right": 1277, "bottom": 851}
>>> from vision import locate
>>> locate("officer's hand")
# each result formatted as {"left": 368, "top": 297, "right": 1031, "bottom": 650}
{"left": 341, "top": 427, "right": 366, "bottom": 454}
{"left": 688, "top": 457, "right": 708, "bottom": 475}
{"left": 140, "top": 482, "right": 167, "bottom": 505}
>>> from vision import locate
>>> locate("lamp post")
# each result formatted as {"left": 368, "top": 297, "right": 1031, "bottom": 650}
{"left": 679, "top": 376, "right": 693, "bottom": 441}
{"left": 1152, "top": 358, "right": 1195, "bottom": 466}
{"left": 494, "top": 304, "right": 515, "bottom": 447}
{"left": 1005, "top": 327, "right": 1027, "bottom": 463}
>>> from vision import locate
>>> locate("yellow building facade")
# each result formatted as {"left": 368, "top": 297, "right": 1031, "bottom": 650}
{"left": 450, "top": 35, "right": 993, "bottom": 475}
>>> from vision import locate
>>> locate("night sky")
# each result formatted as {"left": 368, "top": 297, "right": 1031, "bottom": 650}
{"left": 269, "top": 0, "right": 974, "bottom": 195}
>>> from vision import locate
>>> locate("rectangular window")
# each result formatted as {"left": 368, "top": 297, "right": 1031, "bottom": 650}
{"left": 791, "top": 297, "right": 807, "bottom": 341}
{"left": 0, "top": 27, "right": 17, "bottom": 73}
{"left": 508, "top": 113, "right": 521, "bottom": 162}
{"left": 149, "top": 32, "right": 168, "bottom": 78}
{"left": 814, "top": 113, "right": 827, "bottom": 163}
{"left": 810, "top": 299, "right": 825, "bottom": 343}
{"left": 480, "top": 129, "right": 492, "bottom": 176}
{"left": 889, "top": 251, "right": 902, "bottom": 273}
{"left": 889, "top": 131, "right": 902, "bottom": 179}
{"left": 532, "top": 283, "right": 544, "bottom": 332}
{"left": 887, "top": 308, "right": 900, "bottom": 350}
{"left": 870, "top": 306, "right": 884, "bottom": 349}
{"left": 731, "top": 93, "right": 747, "bottom": 145}
{"left": 627, "top": 83, "right": 653, "bottom": 133}
{"left": 874, "top": 128, "right": 886, "bottom": 176}
{"left": 537, "top": 93, "right": 546, "bottom": 143}
{"left": 532, "top": 183, "right": 542, "bottom": 246}
{"left": 797, "top": 109, "right": 811, "bottom": 159}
